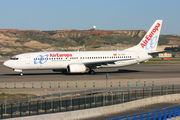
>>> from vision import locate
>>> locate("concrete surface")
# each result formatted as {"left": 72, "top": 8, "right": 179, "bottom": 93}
{"left": 1, "top": 63, "right": 180, "bottom": 82}
{"left": 0, "top": 78, "right": 179, "bottom": 95}
{"left": 167, "top": 117, "right": 180, "bottom": 120}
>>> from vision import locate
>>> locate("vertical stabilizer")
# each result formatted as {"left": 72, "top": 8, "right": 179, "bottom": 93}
{"left": 124, "top": 20, "right": 163, "bottom": 52}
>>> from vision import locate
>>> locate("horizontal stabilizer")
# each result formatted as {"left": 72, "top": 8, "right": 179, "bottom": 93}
{"left": 148, "top": 51, "right": 168, "bottom": 55}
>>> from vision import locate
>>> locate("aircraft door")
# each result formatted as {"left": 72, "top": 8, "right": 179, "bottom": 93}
{"left": 25, "top": 55, "right": 30, "bottom": 64}
{"left": 136, "top": 53, "right": 139, "bottom": 63}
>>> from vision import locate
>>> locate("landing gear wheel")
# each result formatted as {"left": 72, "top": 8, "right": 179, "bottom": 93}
{"left": 20, "top": 72, "right": 23, "bottom": 76}
{"left": 89, "top": 70, "right": 95, "bottom": 75}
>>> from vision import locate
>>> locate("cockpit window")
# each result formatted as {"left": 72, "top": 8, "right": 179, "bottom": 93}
{"left": 10, "top": 57, "right": 19, "bottom": 60}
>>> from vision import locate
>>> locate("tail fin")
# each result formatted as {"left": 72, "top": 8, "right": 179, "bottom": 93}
{"left": 124, "top": 20, "right": 163, "bottom": 52}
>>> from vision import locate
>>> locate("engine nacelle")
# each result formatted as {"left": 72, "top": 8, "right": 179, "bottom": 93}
{"left": 67, "top": 64, "right": 86, "bottom": 73}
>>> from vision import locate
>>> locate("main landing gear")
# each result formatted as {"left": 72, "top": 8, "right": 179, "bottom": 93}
{"left": 88, "top": 70, "right": 95, "bottom": 75}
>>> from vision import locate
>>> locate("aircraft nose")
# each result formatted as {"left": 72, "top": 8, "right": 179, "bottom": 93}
{"left": 3, "top": 60, "right": 11, "bottom": 68}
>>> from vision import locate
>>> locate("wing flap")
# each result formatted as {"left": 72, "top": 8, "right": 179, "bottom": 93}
{"left": 84, "top": 58, "right": 133, "bottom": 67}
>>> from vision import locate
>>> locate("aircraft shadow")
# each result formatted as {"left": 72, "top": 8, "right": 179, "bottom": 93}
{"left": 92, "top": 69, "right": 141, "bottom": 75}
{"left": 1, "top": 69, "right": 141, "bottom": 76}
{"left": 1, "top": 72, "right": 62, "bottom": 76}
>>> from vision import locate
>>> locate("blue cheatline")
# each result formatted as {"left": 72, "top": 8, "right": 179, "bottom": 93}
{"left": 107, "top": 106, "right": 180, "bottom": 120}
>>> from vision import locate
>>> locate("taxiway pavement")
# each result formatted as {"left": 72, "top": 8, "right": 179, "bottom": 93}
{"left": 1, "top": 63, "right": 180, "bottom": 82}
{"left": 1, "top": 63, "right": 180, "bottom": 95}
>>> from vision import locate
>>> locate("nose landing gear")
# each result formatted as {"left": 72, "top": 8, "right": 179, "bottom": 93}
{"left": 20, "top": 72, "right": 23, "bottom": 76}
{"left": 13, "top": 69, "right": 23, "bottom": 76}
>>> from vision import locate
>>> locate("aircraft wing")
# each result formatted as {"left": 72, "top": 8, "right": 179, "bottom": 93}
{"left": 83, "top": 58, "right": 134, "bottom": 68}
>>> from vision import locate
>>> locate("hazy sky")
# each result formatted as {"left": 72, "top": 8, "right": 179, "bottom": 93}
{"left": 0, "top": 0, "right": 179, "bottom": 35}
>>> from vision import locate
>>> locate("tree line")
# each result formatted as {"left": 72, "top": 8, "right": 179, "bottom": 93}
{"left": 164, "top": 46, "right": 180, "bottom": 52}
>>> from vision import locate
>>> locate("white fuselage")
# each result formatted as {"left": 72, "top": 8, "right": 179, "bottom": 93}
{"left": 3, "top": 50, "right": 152, "bottom": 71}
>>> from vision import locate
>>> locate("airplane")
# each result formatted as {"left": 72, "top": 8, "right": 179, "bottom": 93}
{"left": 3, "top": 20, "right": 163, "bottom": 76}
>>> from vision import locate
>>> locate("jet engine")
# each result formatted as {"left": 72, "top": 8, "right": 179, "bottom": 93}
{"left": 67, "top": 64, "right": 86, "bottom": 73}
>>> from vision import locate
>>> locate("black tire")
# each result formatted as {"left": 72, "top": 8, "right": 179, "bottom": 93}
{"left": 20, "top": 72, "right": 23, "bottom": 76}
{"left": 89, "top": 70, "right": 95, "bottom": 75}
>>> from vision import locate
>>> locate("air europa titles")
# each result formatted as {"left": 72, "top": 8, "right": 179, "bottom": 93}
{"left": 50, "top": 53, "right": 72, "bottom": 57}
{"left": 140, "top": 23, "right": 161, "bottom": 49}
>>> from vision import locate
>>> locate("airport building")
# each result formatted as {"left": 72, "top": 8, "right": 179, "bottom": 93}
{"left": 158, "top": 53, "right": 172, "bottom": 58}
